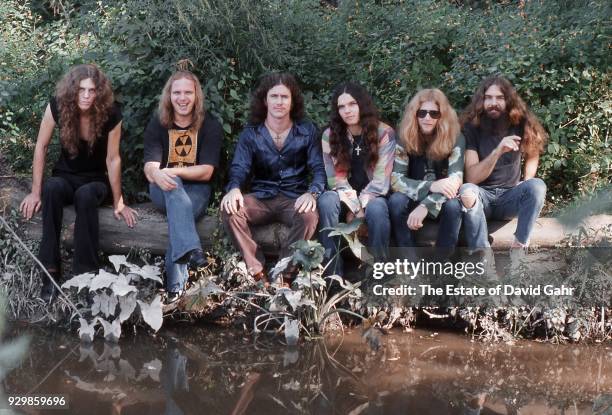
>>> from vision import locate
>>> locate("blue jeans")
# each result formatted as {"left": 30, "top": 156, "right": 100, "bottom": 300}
{"left": 460, "top": 178, "right": 546, "bottom": 248}
{"left": 317, "top": 191, "right": 390, "bottom": 276}
{"left": 149, "top": 177, "right": 211, "bottom": 292}
{"left": 388, "top": 192, "right": 463, "bottom": 248}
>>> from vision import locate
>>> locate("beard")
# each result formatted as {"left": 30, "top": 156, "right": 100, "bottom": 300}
{"left": 485, "top": 105, "right": 504, "bottom": 119}
{"left": 481, "top": 108, "right": 510, "bottom": 133}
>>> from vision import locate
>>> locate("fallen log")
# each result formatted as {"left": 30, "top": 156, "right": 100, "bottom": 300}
{"left": 1, "top": 176, "right": 610, "bottom": 256}
{"left": 0, "top": 176, "right": 293, "bottom": 256}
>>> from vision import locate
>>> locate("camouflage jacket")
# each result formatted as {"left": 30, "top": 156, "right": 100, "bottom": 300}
{"left": 390, "top": 134, "right": 465, "bottom": 218}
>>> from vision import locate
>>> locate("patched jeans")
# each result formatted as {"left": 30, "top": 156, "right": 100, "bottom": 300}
{"left": 317, "top": 191, "right": 390, "bottom": 276}
{"left": 460, "top": 178, "right": 546, "bottom": 248}
{"left": 150, "top": 177, "right": 211, "bottom": 292}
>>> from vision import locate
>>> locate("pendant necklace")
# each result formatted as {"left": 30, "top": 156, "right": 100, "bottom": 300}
{"left": 349, "top": 130, "right": 364, "bottom": 156}
{"left": 266, "top": 121, "right": 292, "bottom": 149}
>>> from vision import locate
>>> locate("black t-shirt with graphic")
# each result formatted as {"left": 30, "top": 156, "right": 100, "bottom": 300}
{"left": 49, "top": 96, "right": 122, "bottom": 180}
{"left": 463, "top": 116, "right": 525, "bottom": 188}
{"left": 408, "top": 155, "right": 449, "bottom": 182}
{"left": 143, "top": 112, "right": 223, "bottom": 181}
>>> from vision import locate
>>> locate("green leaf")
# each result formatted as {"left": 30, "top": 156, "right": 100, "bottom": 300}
{"left": 90, "top": 270, "right": 119, "bottom": 291}
{"left": 290, "top": 240, "right": 325, "bottom": 271}
{"left": 78, "top": 318, "right": 98, "bottom": 343}
{"left": 98, "top": 318, "right": 122, "bottom": 343}
{"left": 108, "top": 255, "right": 129, "bottom": 273}
{"left": 324, "top": 218, "right": 363, "bottom": 237}
{"left": 111, "top": 275, "right": 138, "bottom": 297}
{"left": 62, "top": 272, "right": 95, "bottom": 293}
{"left": 118, "top": 293, "right": 137, "bottom": 323}
{"left": 138, "top": 296, "right": 163, "bottom": 332}
{"left": 128, "top": 265, "right": 162, "bottom": 284}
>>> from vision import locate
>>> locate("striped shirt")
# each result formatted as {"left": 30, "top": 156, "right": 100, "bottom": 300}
{"left": 322, "top": 123, "right": 396, "bottom": 212}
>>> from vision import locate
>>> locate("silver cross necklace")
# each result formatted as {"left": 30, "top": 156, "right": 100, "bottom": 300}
{"left": 349, "top": 129, "right": 364, "bottom": 156}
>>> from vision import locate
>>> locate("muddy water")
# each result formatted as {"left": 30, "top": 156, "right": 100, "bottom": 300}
{"left": 3, "top": 324, "right": 611, "bottom": 415}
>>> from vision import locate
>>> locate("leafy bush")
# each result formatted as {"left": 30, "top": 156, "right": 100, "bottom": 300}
{"left": 61, "top": 256, "right": 165, "bottom": 342}
{"left": 0, "top": 0, "right": 609, "bottom": 206}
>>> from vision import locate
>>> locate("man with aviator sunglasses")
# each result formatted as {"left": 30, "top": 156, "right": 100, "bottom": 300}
{"left": 390, "top": 88, "right": 465, "bottom": 251}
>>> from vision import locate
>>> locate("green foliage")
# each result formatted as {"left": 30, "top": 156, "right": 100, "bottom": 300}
{"left": 0, "top": 0, "right": 609, "bottom": 205}
{"left": 61, "top": 256, "right": 165, "bottom": 342}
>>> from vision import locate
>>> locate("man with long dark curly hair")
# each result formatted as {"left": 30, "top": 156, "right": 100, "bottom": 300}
{"left": 318, "top": 81, "right": 396, "bottom": 276}
{"left": 143, "top": 70, "right": 223, "bottom": 304}
{"left": 20, "top": 64, "right": 137, "bottom": 302}
{"left": 459, "top": 76, "right": 548, "bottom": 251}
{"left": 221, "top": 73, "right": 326, "bottom": 284}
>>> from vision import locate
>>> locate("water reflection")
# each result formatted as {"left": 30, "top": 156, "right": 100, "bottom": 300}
{"left": 4, "top": 325, "right": 611, "bottom": 414}
{"left": 156, "top": 346, "right": 185, "bottom": 415}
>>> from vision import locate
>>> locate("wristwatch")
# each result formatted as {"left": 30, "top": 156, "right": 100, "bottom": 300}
{"left": 310, "top": 191, "right": 321, "bottom": 200}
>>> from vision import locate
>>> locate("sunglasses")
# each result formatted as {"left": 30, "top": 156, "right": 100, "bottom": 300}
{"left": 416, "top": 109, "right": 441, "bottom": 119}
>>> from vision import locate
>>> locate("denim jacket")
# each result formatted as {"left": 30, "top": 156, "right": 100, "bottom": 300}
{"left": 225, "top": 120, "right": 326, "bottom": 199}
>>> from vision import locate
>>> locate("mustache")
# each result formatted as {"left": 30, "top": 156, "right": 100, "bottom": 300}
{"left": 486, "top": 105, "right": 502, "bottom": 112}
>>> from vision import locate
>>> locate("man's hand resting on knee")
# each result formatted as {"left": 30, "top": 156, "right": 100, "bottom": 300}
{"left": 221, "top": 188, "right": 244, "bottom": 215}
{"left": 294, "top": 192, "right": 316, "bottom": 213}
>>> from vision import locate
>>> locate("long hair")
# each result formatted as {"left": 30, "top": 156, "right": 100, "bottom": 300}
{"left": 329, "top": 81, "right": 380, "bottom": 170}
{"left": 158, "top": 70, "right": 206, "bottom": 131}
{"left": 55, "top": 64, "right": 114, "bottom": 158}
{"left": 460, "top": 76, "right": 547, "bottom": 157}
{"left": 249, "top": 72, "right": 304, "bottom": 124}
{"left": 398, "top": 89, "right": 459, "bottom": 161}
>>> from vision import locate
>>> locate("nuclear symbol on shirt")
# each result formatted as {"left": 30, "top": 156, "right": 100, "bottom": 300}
{"left": 167, "top": 129, "right": 197, "bottom": 168}
{"left": 174, "top": 133, "right": 193, "bottom": 157}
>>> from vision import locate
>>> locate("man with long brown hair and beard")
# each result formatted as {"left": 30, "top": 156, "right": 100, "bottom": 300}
{"left": 20, "top": 64, "right": 137, "bottom": 302}
{"left": 459, "top": 76, "right": 547, "bottom": 251}
{"left": 318, "top": 81, "right": 396, "bottom": 277}
{"left": 144, "top": 70, "right": 223, "bottom": 304}
{"left": 221, "top": 73, "right": 326, "bottom": 285}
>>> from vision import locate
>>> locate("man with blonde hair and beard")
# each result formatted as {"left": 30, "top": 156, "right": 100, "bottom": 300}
{"left": 144, "top": 70, "right": 223, "bottom": 303}
{"left": 458, "top": 76, "right": 548, "bottom": 252}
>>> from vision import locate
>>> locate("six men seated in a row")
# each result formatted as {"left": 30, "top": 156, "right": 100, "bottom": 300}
{"left": 19, "top": 65, "right": 547, "bottom": 303}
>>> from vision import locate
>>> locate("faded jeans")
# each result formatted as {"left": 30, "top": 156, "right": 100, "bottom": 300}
{"left": 388, "top": 192, "right": 463, "bottom": 249}
{"left": 317, "top": 191, "right": 390, "bottom": 276}
{"left": 150, "top": 177, "right": 211, "bottom": 292}
{"left": 460, "top": 178, "right": 547, "bottom": 248}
